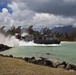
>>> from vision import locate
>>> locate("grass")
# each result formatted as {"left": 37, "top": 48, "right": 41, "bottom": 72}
{"left": 0, "top": 56, "right": 76, "bottom": 75}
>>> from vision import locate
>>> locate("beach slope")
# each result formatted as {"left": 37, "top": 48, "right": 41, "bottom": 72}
{"left": 0, "top": 56, "right": 76, "bottom": 75}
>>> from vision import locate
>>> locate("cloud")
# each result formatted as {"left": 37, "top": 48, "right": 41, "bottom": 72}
{"left": 32, "top": 13, "right": 75, "bottom": 28}
{"left": 7, "top": 1, "right": 35, "bottom": 27}
{"left": 21, "top": 0, "right": 76, "bottom": 16}
{"left": 2, "top": 8, "right": 8, "bottom": 13}
{"left": 8, "top": 1, "right": 18, "bottom": 11}
{"left": 0, "top": 0, "right": 76, "bottom": 29}
{"left": 0, "top": 8, "right": 13, "bottom": 28}
{"left": 64, "top": 0, "right": 76, "bottom": 3}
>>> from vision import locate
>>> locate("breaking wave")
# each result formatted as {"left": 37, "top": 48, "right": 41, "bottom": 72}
{"left": 0, "top": 33, "right": 19, "bottom": 47}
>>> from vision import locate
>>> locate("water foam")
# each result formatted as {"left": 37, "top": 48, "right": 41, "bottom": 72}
{"left": 0, "top": 33, "right": 19, "bottom": 47}
{"left": 19, "top": 40, "right": 61, "bottom": 46}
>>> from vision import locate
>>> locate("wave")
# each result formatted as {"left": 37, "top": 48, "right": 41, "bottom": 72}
{"left": 0, "top": 33, "right": 19, "bottom": 47}
{"left": 19, "top": 40, "right": 61, "bottom": 47}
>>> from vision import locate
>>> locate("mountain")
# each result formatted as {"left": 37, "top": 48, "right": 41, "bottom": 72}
{"left": 52, "top": 25, "right": 76, "bottom": 34}
{"left": 70, "top": 27, "right": 76, "bottom": 35}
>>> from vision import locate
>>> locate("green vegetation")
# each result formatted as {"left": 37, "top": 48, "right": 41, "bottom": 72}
{"left": 0, "top": 26, "right": 21, "bottom": 36}
{"left": 0, "top": 56, "right": 76, "bottom": 75}
{"left": 7, "top": 26, "right": 21, "bottom": 35}
{"left": 54, "top": 32, "right": 76, "bottom": 41}
{"left": 26, "top": 26, "right": 76, "bottom": 41}
{"left": 0, "top": 25, "right": 76, "bottom": 41}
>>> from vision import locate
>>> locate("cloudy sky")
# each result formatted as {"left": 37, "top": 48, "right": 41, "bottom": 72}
{"left": 0, "top": 0, "right": 76, "bottom": 28}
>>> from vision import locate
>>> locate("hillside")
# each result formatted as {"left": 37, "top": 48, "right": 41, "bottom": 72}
{"left": 0, "top": 56, "right": 76, "bottom": 75}
{"left": 52, "top": 25, "right": 75, "bottom": 34}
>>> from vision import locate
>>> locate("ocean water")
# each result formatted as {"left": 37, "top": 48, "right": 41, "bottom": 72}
{"left": 0, "top": 42, "right": 76, "bottom": 65}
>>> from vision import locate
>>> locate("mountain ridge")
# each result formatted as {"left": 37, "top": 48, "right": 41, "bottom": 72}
{"left": 52, "top": 25, "right": 76, "bottom": 34}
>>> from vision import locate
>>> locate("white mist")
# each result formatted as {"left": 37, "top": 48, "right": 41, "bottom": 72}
{"left": 0, "top": 33, "right": 19, "bottom": 47}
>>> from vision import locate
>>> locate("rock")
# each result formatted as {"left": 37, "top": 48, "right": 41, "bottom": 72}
{"left": 60, "top": 61, "right": 67, "bottom": 68}
{"left": 66, "top": 64, "right": 76, "bottom": 71}
{"left": 23, "top": 57, "right": 30, "bottom": 61}
{"left": 46, "top": 53, "right": 50, "bottom": 55}
{"left": 16, "top": 57, "right": 23, "bottom": 59}
{"left": 4, "top": 55, "right": 9, "bottom": 57}
{"left": 0, "top": 54, "right": 4, "bottom": 57}
{"left": 53, "top": 61, "right": 61, "bottom": 68}
{"left": 24, "top": 57, "right": 36, "bottom": 64}
{"left": 9, "top": 55, "right": 13, "bottom": 58}
{"left": 57, "top": 65, "right": 65, "bottom": 69}
{"left": 52, "top": 61, "right": 67, "bottom": 68}
{"left": 28, "top": 57, "right": 36, "bottom": 63}
{"left": 55, "top": 61, "right": 67, "bottom": 69}
{"left": 0, "top": 44, "right": 12, "bottom": 51}
{"left": 39, "top": 57, "right": 47, "bottom": 61}
{"left": 31, "top": 57, "right": 35, "bottom": 60}
{"left": 35, "top": 57, "right": 53, "bottom": 67}
{"left": 36, "top": 59, "right": 46, "bottom": 65}
{"left": 45, "top": 60, "right": 53, "bottom": 67}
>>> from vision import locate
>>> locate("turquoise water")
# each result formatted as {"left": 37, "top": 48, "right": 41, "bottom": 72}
{"left": 0, "top": 42, "right": 76, "bottom": 65}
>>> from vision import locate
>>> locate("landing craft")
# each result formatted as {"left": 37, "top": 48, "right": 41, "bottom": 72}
{"left": 34, "top": 34, "right": 60, "bottom": 44}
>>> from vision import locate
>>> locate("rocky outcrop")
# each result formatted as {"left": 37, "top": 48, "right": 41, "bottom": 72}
{"left": 66, "top": 63, "right": 76, "bottom": 71}
{"left": 0, "top": 54, "right": 76, "bottom": 71}
{"left": 23, "top": 57, "right": 76, "bottom": 71}
{"left": 0, "top": 44, "right": 12, "bottom": 51}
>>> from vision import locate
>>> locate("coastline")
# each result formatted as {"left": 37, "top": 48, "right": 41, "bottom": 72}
{"left": 0, "top": 42, "right": 76, "bottom": 73}
{"left": 0, "top": 42, "right": 76, "bottom": 66}
{"left": 0, "top": 44, "right": 12, "bottom": 52}
{"left": 0, "top": 54, "right": 76, "bottom": 71}
{"left": 0, "top": 56, "right": 76, "bottom": 75}
{"left": 61, "top": 41, "right": 76, "bottom": 43}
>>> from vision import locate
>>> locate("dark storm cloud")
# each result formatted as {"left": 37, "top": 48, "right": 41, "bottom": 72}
{"left": 24, "top": 0, "right": 76, "bottom": 16}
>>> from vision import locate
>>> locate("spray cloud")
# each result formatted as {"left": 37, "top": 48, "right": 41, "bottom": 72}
{"left": 0, "top": 33, "right": 19, "bottom": 47}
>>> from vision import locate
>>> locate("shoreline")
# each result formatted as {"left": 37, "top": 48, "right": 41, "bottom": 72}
{"left": 61, "top": 41, "right": 76, "bottom": 43}
{"left": 0, "top": 56, "right": 76, "bottom": 75}
{"left": 0, "top": 54, "right": 76, "bottom": 71}
{"left": 0, "top": 44, "right": 12, "bottom": 52}
{"left": 0, "top": 43, "right": 76, "bottom": 72}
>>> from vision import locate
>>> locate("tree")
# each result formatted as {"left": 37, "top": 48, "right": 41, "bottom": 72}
{"left": 40, "top": 27, "right": 52, "bottom": 35}
{"left": 26, "top": 26, "right": 34, "bottom": 35}
{"left": 0, "top": 26, "right": 5, "bottom": 33}
{"left": 7, "top": 26, "right": 21, "bottom": 35}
